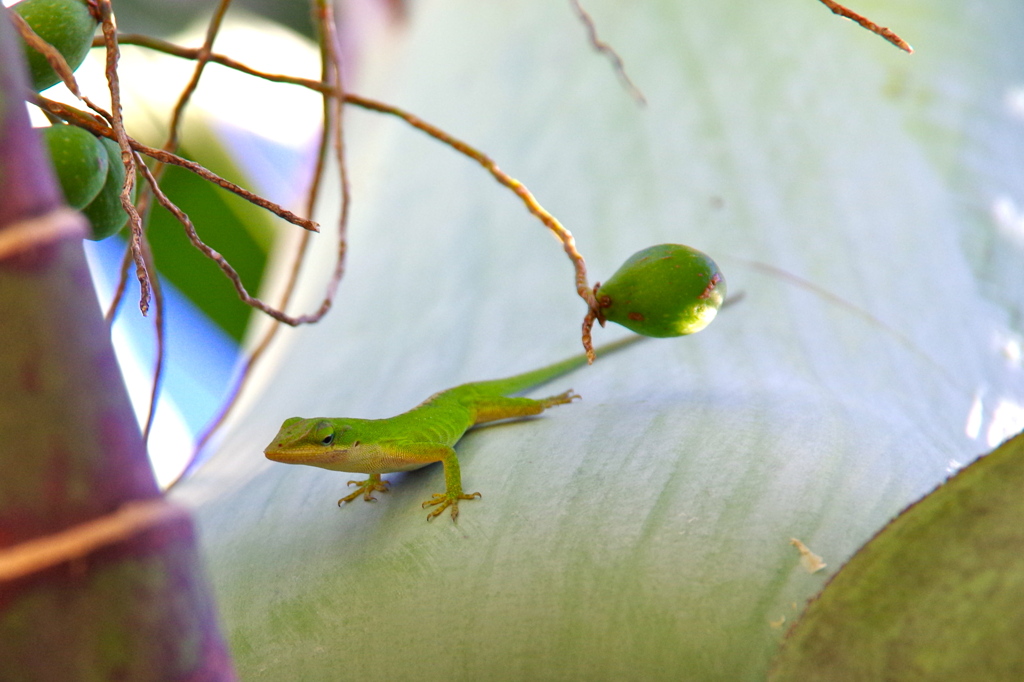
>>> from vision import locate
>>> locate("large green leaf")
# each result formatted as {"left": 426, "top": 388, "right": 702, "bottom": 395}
{"left": 172, "top": 0, "right": 1024, "bottom": 679}
{"left": 770, "top": 431, "right": 1024, "bottom": 679}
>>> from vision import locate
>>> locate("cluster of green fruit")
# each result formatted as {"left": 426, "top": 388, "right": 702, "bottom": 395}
{"left": 597, "top": 244, "right": 726, "bottom": 338}
{"left": 40, "top": 124, "right": 134, "bottom": 240}
{"left": 14, "top": 0, "right": 133, "bottom": 240}
{"left": 13, "top": 0, "right": 97, "bottom": 91}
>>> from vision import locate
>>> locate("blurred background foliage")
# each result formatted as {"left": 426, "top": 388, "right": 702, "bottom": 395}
{"left": 143, "top": 139, "right": 272, "bottom": 343}
{"left": 106, "top": 0, "right": 315, "bottom": 38}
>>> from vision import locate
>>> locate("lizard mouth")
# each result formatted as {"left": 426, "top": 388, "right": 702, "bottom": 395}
{"left": 264, "top": 445, "right": 349, "bottom": 467}
{"left": 264, "top": 447, "right": 313, "bottom": 464}
{"left": 264, "top": 447, "right": 290, "bottom": 463}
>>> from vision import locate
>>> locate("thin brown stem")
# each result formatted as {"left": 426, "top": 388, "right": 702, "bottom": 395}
{"left": 32, "top": 97, "right": 320, "bottom": 233}
{"left": 568, "top": 0, "right": 646, "bottom": 105}
{"left": 14, "top": 6, "right": 152, "bottom": 321}
{"left": 114, "top": 0, "right": 231, "bottom": 455}
{"left": 96, "top": 0, "right": 151, "bottom": 315}
{"left": 135, "top": 155, "right": 332, "bottom": 326}
{"left": 135, "top": 141, "right": 318, "bottom": 231}
{"left": 317, "top": 0, "right": 351, "bottom": 311}
{"left": 186, "top": 0, "right": 353, "bottom": 471}
{"left": 9, "top": 10, "right": 107, "bottom": 120}
{"left": 99, "top": 33, "right": 599, "bottom": 314}
{"left": 139, "top": 237, "right": 165, "bottom": 443}
{"left": 344, "top": 94, "right": 598, "bottom": 313}
{"left": 104, "top": 241, "right": 133, "bottom": 323}
{"left": 164, "top": 0, "right": 233, "bottom": 152}
{"left": 109, "top": 33, "right": 320, "bottom": 90}
{"left": 95, "top": 0, "right": 166, "bottom": 439}
{"left": 11, "top": 12, "right": 116, "bottom": 124}
{"left": 816, "top": 0, "right": 913, "bottom": 53}
{"left": 9, "top": 11, "right": 81, "bottom": 95}
{"left": 580, "top": 282, "right": 606, "bottom": 364}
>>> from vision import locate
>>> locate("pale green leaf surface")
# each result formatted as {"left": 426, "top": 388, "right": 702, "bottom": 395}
{"left": 171, "top": 0, "right": 1024, "bottom": 679}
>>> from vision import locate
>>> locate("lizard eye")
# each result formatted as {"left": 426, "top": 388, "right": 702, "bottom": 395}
{"left": 321, "top": 433, "right": 334, "bottom": 446}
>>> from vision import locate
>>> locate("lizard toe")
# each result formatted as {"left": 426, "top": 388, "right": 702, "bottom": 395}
{"left": 337, "top": 478, "right": 390, "bottom": 506}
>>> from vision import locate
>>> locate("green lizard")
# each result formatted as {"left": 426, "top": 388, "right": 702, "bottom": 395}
{"left": 263, "top": 336, "right": 642, "bottom": 521}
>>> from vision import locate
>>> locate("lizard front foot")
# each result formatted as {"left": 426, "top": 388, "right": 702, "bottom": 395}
{"left": 338, "top": 476, "right": 390, "bottom": 505}
{"left": 422, "top": 491, "right": 481, "bottom": 521}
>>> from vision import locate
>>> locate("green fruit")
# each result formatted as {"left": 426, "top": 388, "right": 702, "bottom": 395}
{"left": 41, "top": 124, "right": 109, "bottom": 210}
{"left": 83, "top": 137, "right": 135, "bottom": 240}
{"left": 13, "top": 0, "right": 98, "bottom": 92}
{"left": 595, "top": 244, "right": 726, "bottom": 337}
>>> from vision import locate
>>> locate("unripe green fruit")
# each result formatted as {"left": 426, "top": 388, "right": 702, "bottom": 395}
{"left": 595, "top": 244, "right": 726, "bottom": 337}
{"left": 13, "top": 0, "right": 98, "bottom": 92}
{"left": 83, "top": 137, "right": 135, "bottom": 240}
{"left": 41, "top": 124, "right": 109, "bottom": 210}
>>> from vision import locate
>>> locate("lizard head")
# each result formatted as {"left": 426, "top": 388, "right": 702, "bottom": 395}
{"left": 263, "top": 417, "right": 369, "bottom": 470}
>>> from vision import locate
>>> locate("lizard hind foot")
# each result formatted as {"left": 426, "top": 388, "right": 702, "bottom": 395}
{"left": 422, "top": 491, "right": 482, "bottom": 522}
{"left": 540, "top": 390, "right": 581, "bottom": 409}
{"left": 338, "top": 477, "right": 390, "bottom": 505}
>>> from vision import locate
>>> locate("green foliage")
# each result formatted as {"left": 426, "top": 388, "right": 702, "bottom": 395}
{"left": 13, "top": 0, "right": 97, "bottom": 92}
{"left": 596, "top": 244, "right": 726, "bottom": 337}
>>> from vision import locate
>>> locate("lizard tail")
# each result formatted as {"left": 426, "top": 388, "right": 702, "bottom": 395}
{"left": 470, "top": 334, "right": 646, "bottom": 396}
